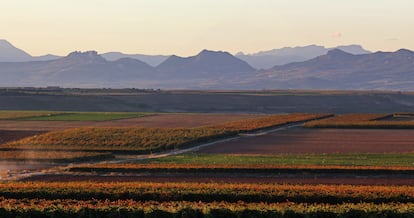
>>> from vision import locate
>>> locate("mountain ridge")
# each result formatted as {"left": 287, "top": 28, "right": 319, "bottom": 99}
{"left": 236, "top": 44, "right": 371, "bottom": 69}
{"left": 258, "top": 48, "right": 414, "bottom": 90}
{"left": 1, "top": 39, "right": 414, "bottom": 90}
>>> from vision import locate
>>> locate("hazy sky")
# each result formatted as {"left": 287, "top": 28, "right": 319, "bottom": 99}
{"left": 1, "top": 0, "right": 413, "bottom": 56}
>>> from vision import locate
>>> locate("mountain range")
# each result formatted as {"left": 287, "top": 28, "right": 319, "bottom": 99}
{"left": 0, "top": 39, "right": 370, "bottom": 68}
{"left": 0, "top": 49, "right": 255, "bottom": 88}
{"left": 236, "top": 45, "right": 371, "bottom": 69}
{"left": 253, "top": 48, "right": 414, "bottom": 90}
{"left": 1, "top": 39, "right": 414, "bottom": 90}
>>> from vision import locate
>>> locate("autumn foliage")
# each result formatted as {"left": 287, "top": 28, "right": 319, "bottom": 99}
{"left": 0, "top": 182, "right": 413, "bottom": 217}
{"left": 4, "top": 113, "right": 329, "bottom": 153}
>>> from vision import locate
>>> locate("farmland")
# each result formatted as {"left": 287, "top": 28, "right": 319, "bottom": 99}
{"left": 0, "top": 113, "right": 268, "bottom": 131}
{"left": 0, "top": 182, "right": 413, "bottom": 217}
{"left": 2, "top": 113, "right": 328, "bottom": 154}
{"left": 0, "top": 151, "right": 113, "bottom": 162}
{"left": 121, "top": 153, "right": 414, "bottom": 167}
{"left": 0, "top": 130, "right": 46, "bottom": 144}
{"left": 304, "top": 113, "right": 414, "bottom": 128}
{"left": 197, "top": 128, "right": 414, "bottom": 154}
{"left": 1, "top": 110, "right": 414, "bottom": 217}
{"left": 20, "top": 112, "right": 149, "bottom": 121}
{"left": 0, "top": 111, "right": 149, "bottom": 121}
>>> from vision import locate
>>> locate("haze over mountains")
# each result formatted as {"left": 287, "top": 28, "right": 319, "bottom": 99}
{"left": 1, "top": 39, "right": 414, "bottom": 90}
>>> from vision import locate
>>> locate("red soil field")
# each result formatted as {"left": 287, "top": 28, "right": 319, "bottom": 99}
{"left": 0, "top": 113, "right": 265, "bottom": 131}
{"left": 198, "top": 128, "right": 414, "bottom": 154}
{"left": 23, "top": 174, "right": 414, "bottom": 185}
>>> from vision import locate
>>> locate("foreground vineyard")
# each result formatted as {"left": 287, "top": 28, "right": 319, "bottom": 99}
{"left": 1, "top": 182, "right": 412, "bottom": 203}
{"left": 0, "top": 182, "right": 413, "bottom": 217}
{"left": 0, "top": 199, "right": 413, "bottom": 218}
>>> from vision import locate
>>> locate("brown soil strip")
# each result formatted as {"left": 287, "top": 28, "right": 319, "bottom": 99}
{"left": 198, "top": 128, "right": 414, "bottom": 154}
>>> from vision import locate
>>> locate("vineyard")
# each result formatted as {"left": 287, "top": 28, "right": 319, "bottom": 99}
{"left": 209, "top": 113, "right": 332, "bottom": 132}
{"left": 0, "top": 182, "right": 412, "bottom": 217}
{"left": 304, "top": 113, "right": 414, "bottom": 128}
{"left": 1, "top": 112, "right": 414, "bottom": 217}
{"left": 3, "top": 127, "right": 235, "bottom": 153}
{"left": 3, "top": 113, "right": 328, "bottom": 155}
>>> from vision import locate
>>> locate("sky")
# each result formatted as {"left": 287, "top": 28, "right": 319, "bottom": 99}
{"left": 1, "top": 0, "right": 414, "bottom": 56}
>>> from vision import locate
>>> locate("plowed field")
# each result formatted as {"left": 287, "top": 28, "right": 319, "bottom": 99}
{"left": 198, "top": 128, "right": 414, "bottom": 154}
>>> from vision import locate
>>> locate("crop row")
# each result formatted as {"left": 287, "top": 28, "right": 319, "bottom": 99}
{"left": 1, "top": 182, "right": 412, "bottom": 204}
{"left": 0, "top": 199, "right": 413, "bottom": 218}
{"left": 304, "top": 113, "right": 414, "bottom": 128}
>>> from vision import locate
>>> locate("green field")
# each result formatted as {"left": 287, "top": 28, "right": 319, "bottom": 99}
{"left": 0, "top": 111, "right": 150, "bottom": 121}
{"left": 136, "top": 153, "right": 414, "bottom": 166}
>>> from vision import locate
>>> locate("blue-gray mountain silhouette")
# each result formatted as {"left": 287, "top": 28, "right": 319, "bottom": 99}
{"left": 156, "top": 50, "right": 255, "bottom": 77}
{"left": 0, "top": 39, "right": 61, "bottom": 62}
{"left": 256, "top": 49, "right": 414, "bottom": 90}
{"left": 236, "top": 45, "right": 371, "bottom": 69}
{"left": 1, "top": 39, "right": 414, "bottom": 90}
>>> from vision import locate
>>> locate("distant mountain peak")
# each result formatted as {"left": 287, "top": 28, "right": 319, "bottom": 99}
{"left": 67, "top": 50, "right": 99, "bottom": 58}
{"left": 157, "top": 49, "right": 255, "bottom": 75}
{"left": 326, "top": 48, "right": 353, "bottom": 56}
{"left": 0, "top": 39, "right": 32, "bottom": 62}
{"left": 395, "top": 48, "right": 414, "bottom": 54}
{"left": 199, "top": 49, "right": 227, "bottom": 55}
{"left": 196, "top": 50, "right": 233, "bottom": 60}
{"left": 0, "top": 39, "right": 13, "bottom": 46}
{"left": 65, "top": 50, "right": 105, "bottom": 62}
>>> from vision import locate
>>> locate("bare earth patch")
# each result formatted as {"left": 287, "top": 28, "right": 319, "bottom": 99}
{"left": 198, "top": 128, "right": 414, "bottom": 154}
